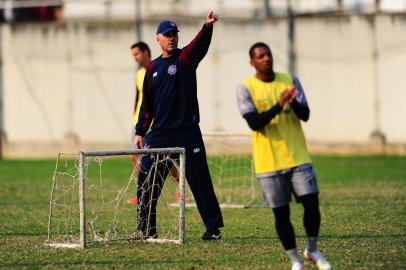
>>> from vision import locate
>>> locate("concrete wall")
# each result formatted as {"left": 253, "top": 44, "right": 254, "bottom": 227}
{"left": 61, "top": 0, "right": 406, "bottom": 20}
{"left": 1, "top": 14, "right": 406, "bottom": 157}
{"left": 296, "top": 15, "right": 406, "bottom": 144}
{"left": 2, "top": 22, "right": 135, "bottom": 145}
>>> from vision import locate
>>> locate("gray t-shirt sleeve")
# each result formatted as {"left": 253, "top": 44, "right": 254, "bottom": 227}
{"left": 236, "top": 84, "right": 257, "bottom": 116}
{"left": 293, "top": 76, "right": 308, "bottom": 106}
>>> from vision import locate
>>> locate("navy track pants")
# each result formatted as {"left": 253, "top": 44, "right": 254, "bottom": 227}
{"left": 136, "top": 126, "right": 224, "bottom": 234}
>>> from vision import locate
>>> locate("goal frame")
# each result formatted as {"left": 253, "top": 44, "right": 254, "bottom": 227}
{"left": 46, "top": 147, "right": 186, "bottom": 249}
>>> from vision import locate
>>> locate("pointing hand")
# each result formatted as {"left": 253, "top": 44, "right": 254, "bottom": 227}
{"left": 206, "top": 11, "right": 219, "bottom": 26}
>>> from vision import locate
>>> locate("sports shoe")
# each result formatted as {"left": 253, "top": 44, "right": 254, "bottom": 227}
{"left": 201, "top": 228, "right": 221, "bottom": 240}
{"left": 304, "top": 249, "right": 331, "bottom": 270}
{"left": 291, "top": 262, "right": 304, "bottom": 270}
{"left": 176, "top": 191, "right": 181, "bottom": 203}
{"left": 176, "top": 191, "right": 190, "bottom": 204}
{"left": 127, "top": 196, "right": 138, "bottom": 204}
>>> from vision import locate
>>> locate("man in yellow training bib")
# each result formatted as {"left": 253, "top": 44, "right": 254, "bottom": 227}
{"left": 130, "top": 41, "right": 151, "bottom": 166}
{"left": 236, "top": 42, "right": 331, "bottom": 270}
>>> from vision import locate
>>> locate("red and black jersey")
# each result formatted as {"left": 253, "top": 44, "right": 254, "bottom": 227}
{"left": 135, "top": 24, "right": 213, "bottom": 136}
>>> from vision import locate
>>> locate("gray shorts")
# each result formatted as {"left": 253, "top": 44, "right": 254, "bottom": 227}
{"left": 258, "top": 165, "right": 319, "bottom": 208}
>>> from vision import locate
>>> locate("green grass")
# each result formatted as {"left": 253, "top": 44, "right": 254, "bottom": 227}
{"left": 1, "top": 156, "right": 405, "bottom": 269}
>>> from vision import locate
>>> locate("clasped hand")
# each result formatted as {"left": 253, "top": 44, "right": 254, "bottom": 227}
{"left": 278, "top": 87, "right": 297, "bottom": 107}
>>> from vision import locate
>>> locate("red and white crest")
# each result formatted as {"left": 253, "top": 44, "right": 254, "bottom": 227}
{"left": 167, "top": 65, "right": 177, "bottom": 75}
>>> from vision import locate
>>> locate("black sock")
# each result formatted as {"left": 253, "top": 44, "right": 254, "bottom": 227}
{"left": 272, "top": 205, "right": 296, "bottom": 250}
{"left": 301, "top": 193, "right": 320, "bottom": 238}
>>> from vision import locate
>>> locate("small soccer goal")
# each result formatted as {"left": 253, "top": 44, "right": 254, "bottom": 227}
{"left": 46, "top": 148, "right": 186, "bottom": 249}
{"left": 46, "top": 135, "right": 264, "bottom": 248}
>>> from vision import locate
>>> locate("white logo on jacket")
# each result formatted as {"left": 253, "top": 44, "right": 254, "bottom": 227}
{"left": 167, "top": 65, "right": 177, "bottom": 75}
{"left": 193, "top": 147, "right": 200, "bottom": 154}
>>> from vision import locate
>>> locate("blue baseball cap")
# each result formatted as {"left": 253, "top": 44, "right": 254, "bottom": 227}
{"left": 156, "top": 20, "right": 179, "bottom": 35}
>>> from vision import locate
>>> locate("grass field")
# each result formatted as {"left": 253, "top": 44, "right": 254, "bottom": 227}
{"left": 0, "top": 155, "right": 405, "bottom": 269}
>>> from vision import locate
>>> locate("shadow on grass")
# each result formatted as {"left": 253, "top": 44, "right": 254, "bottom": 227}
{"left": 0, "top": 231, "right": 47, "bottom": 236}
{"left": 4, "top": 233, "right": 403, "bottom": 242}
{"left": 0, "top": 257, "right": 219, "bottom": 268}
{"left": 229, "top": 236, "right": 278, "bottom": 241}
{"left": 321, "top": 233, "right": 406, "bottom": 239}
{"left": 226, "top": 233, "right": 405, "bottom": 242}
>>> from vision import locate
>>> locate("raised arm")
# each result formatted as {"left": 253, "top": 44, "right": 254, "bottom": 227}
{"left": 179, "top": 11, "right": 218, "bottom": 67}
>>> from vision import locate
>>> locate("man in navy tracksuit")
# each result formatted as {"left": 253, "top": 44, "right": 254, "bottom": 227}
{"left": 134, "top": 11, "right": 224, "bottom": 241}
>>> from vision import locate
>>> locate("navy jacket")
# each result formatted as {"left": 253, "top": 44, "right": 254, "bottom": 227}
{"left": 135, "top": 24, "right": 213, "bottom": 136}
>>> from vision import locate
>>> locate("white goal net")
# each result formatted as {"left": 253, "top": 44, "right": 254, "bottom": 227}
{"left": 47, "top": 148, "right": 186, "bottom": 248}
{"left": 46, "top": 134, "right": 264, "bottom": 248}
{"left": 166, "top": 133, "right": 263, "bottom": 209}
{"left": 203, "top": 133, "right": 263, "bottom": 208}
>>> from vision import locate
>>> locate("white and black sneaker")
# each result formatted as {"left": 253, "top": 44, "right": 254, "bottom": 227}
{"left": 201, "top": 228, "right": 222, "bottom": 240}
{"left": 303, "top": 249, "right": 331, "bottom": 270}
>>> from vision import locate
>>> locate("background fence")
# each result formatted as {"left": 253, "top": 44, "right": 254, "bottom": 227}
{"left": 1, "top": 10, "right": 406, "bottom": 157}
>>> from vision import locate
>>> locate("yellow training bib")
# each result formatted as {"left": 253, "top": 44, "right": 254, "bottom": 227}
{"left": 133, "top": 67, "right": 146, "bottom": 125}
{"left": 242, "top": 73, "right": 311, "bottom": 174}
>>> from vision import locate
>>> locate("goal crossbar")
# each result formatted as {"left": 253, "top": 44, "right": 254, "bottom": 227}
{"left": 80, "top": 148, "right": 185, "bottom": 157}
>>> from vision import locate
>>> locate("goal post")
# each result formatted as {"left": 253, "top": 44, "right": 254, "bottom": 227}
{"left": 46, "top": 148, "right": 186, "bottom": 249}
